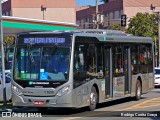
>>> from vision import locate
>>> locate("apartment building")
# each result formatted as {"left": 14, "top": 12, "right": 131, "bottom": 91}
{"left": 2, "top": 0, "right": 76, "bottom": 23}
{"left": 76, "top": 0, "right": 160, "bottom": 29}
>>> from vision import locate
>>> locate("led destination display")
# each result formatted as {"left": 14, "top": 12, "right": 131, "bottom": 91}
{"left": 17, "top": 35, "right": 71, "bottom": 45}
{"left": 24, "top": 37, "right": 65, "bottom": 44}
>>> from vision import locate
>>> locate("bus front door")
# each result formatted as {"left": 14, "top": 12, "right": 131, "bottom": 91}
{"left": 104, "top": 46, "right": 113, "bottom": 99}
{"left": 124, "top": 47, "right": 131, "bottom": 95}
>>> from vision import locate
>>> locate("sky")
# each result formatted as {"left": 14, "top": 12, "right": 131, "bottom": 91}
{"left": 76, "top": 0, "right": 103, "bottom": 6}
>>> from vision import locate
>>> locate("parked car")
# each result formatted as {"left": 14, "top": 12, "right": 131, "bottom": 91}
{"left": 154, "top": 67, "right": 160, "bottom": 87}
{"left": 0, "top": 70, "right": 12, "bottom": 101}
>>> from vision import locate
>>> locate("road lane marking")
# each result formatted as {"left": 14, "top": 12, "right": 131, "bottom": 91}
{"left": 116, "top": 97, "right": 160, "bottom": 111}
{"left": 58, "top": 97, "right": 160, "bottom": 120}
{"left": 58, "top": 111, "right": 113, "bottom": 120}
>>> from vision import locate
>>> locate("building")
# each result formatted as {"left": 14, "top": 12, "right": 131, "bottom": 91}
{"left": 76, "top": 0, "right": 160, "bottom": 29}
{"left": 2, "top": 0, "right": 76, "bottom": 23}
{"left": 76, "top": 6, "right": 90, "bottom": 11}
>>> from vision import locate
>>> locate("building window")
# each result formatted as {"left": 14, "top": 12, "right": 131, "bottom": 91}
{"left": 89, "top": 17, "right": 91, "bottom": 23}
{"left": 121, "top": 10, "right": 123, "bottom": 15}
{"left": 119, "top": 10, "right": 121, "bottom": 18}
{"left": 79, "top": 20, "right": 81, "bottom": 26}
{"left": 9, "top": 11, "right": 12, "bottom": 16}
{"left": 81, "top": 20, "right": 83, "bottom": 27}
{"left": 85, "top": 18, "right": 88, "bottom": 22}
{"left": 113, "top": 11, "right": 115, "bottom": 19}
{"left": 5, "top": 12, "right": 10, "bottom": 16}
{"left": 107, "top": 13, "right": 110, "bottom": 20}
{"left": 107, "top": 13, "right": 110, "bottom": 27}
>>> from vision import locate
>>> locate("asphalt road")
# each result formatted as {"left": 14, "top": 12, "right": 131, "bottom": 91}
{"left": 1, "top": 88, "right": 160, "bottom": 120}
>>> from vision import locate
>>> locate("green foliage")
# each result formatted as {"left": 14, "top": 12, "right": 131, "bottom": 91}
{"left": 100, "top": 0, "right": 109, "bottom": 3}
{"left": 127, "top": 13, "right": 158, "bottom": 38}
{"left": 110, "top": 24, "right": 125, "bottom": 31}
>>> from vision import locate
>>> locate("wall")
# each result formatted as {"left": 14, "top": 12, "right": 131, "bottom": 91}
{"left": 3, "top": 0, "right": 76, "bottom": 23}
{"left": 123, "top": 0, "right": 160, "bottom": 25}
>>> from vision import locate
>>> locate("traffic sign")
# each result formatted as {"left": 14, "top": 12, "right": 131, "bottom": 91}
{"left": 121, "top": 14, "right": 127, "bottom": 27}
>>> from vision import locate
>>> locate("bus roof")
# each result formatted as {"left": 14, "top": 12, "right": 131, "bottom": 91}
{"left": 18, "top": 29, "right": 153, "bottom": 44}
{"left": 74, "top": 29, "right": 152, "bottom": 44}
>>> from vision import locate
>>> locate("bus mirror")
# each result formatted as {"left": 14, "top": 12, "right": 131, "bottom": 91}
{"left": 79, "top": 53, "right": 84, "bottom": 66}
{"left": 5, "top": 49, "right": 10, "bottom": 63}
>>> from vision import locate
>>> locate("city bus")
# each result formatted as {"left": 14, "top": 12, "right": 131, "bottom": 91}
{"left": 11, "top": 29, "right": 154, "bottom": 111}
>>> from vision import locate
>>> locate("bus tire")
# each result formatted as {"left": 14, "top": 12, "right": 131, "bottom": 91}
{"left": 135, "top": 80, "right": 142, "bottom": 100}
{"left": 89, "top": 86, "right": 98, "bottom": 111}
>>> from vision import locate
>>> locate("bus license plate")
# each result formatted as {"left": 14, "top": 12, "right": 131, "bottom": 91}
{"left": 34, "top": 101, "right": 44, "bottom": 106}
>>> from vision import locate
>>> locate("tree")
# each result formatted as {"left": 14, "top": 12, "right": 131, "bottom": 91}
{"left": 110, "top": 24, "right": 125, "bottom": 31}
{"left": 101, "top": 0, "right": 109, "bottom": 3}
{"left": 127, "top": 12, "right": 158, "bottom": 38}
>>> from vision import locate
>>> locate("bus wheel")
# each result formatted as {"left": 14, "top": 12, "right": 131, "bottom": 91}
{"left": 135, "top": 80, "right": 141, "bottom": 100}
{"left": 89, "top": 86, "right": 97, "bottom": 111}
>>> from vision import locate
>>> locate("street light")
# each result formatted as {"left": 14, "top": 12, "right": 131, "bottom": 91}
{"left": 0, "top": 0, "right": 7, "bottom": 109}
{"left": 41, "top": 5, "right": 46, "bottom": 20}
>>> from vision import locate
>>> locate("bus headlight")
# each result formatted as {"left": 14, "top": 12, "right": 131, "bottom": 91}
{"left": 56, "top": 84, "right": 71, "bottom": 97}
{"left": 12, "top": 85, "right": 22, "bottom": 95}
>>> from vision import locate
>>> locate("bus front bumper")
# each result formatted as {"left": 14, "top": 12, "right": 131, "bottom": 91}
{"left": 12, "top": 91, "right": 74, "bottom": 108}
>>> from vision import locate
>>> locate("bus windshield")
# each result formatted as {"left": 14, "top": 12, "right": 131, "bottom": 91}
{"left": 14, "top": 46, "right": 70, "bottom": 81}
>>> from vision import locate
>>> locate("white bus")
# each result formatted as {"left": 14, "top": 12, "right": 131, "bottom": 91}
{"left": 11, "top": 29, "right": 154, "bottom": 111}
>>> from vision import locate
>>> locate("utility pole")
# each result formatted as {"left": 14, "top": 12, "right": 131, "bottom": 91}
{"left": 41, "top": 5, "right": 46, "bottom": 20}
{"left": 150, "top": 4, "right": 160, "bottom": 66}
{"left": 158, "top": 14, "right": 160, "bottom": 67}
{"left": 155, "top": 38, "right": 157, "bottom": 67}
{"left": 96, "top": 0, "right": 99, "bottom": 29}
{"left": 0, "top": 0, "right": 7, "bottom": 109}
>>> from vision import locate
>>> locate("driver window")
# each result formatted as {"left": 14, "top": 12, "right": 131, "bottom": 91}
{"left": 74, "top": 44, "right": 86, "bottom": 72}
{"left": 73, "top": 42, "right": 99, "bottom": 88}
{"left": 73, "top": 43, "right": 87, "bottom": 88}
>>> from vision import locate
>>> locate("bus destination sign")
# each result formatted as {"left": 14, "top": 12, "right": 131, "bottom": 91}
{"left": 24, "top": 37, "right": 65, "bottom": 44}
{"left": 18, "top": 36, "right": 71, "bottom": 45}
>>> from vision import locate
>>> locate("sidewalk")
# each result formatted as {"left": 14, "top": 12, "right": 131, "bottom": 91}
{"left": 0, "top": 102, "right": 13, "bottom": 113}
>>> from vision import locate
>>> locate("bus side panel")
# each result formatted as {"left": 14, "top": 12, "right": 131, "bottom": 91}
{"left": 141, "top": 74, "right": 149, "bottom": 94}
{"left": 149, "top": 73, "right": 154, "bottom": 89}
{"left": 73, "top": 79, "right": 103, "bottom": 108}
{"left": 131, "top": 73, "right": 151, "bottom": 97}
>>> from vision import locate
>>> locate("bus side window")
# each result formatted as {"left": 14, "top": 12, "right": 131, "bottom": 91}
{"left": 96, "top": 44, "right": 103, "bottom": 78}
{"left": 147, "top": 45, "right": 153, "bottom": 73}
{"left": 139, "top": 45, "right": 148, "bottom": 74}
{"left": 113, "top": 45, "right": 123, "bottom": 77}
{"left": 73, "top": 43, "right": 87, "bottom": 88}
{"left": 131, "top": 45, "right": 139, "bottom": 74}
{"left": 86, "top": 44, "right": 97, "bottom": 77}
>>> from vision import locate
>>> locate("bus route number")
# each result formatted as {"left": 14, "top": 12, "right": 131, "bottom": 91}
{"left": 44, "top": 91, "right": 54, "bottom": 94}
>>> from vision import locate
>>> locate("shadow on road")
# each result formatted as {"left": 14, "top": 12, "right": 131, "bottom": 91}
{"left": 12, "top": 97, "right": 148, "bottom": 117}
